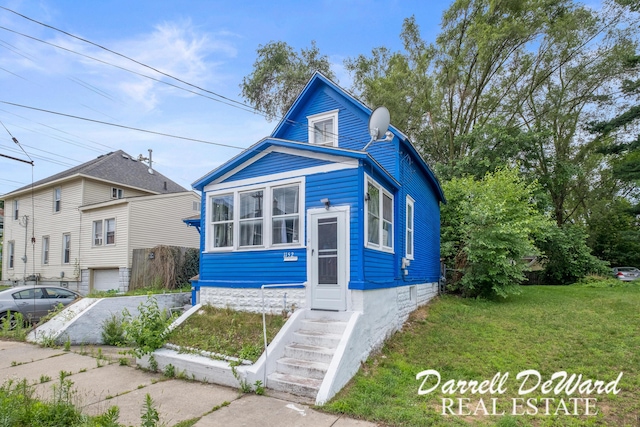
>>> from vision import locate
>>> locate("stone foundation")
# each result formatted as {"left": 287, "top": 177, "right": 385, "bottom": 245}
{"left": 200, "top": 286, "right": 306, "bottom": 314}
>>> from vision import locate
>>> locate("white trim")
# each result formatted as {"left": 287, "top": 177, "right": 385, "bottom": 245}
{"left": 53, "top": 187, "right": 61, "bottom": 213}
{"left": 62, "top": 233, "right": 71, "bottom": 264}
{"left": 42, "top": 236, "right": 50, "bottom": 265}
{"left": 406, "top": 196, "right": 415, "bottom": 260}
{"left": 205, "top": 146, "right": 357, "bottom": 191}
{"left": 307, "top": 206, "right": 350, "bottom": 311}
{"left": 307, "top": 109, "right": 339, "bottom": 147}
{"left": 205, "top": 177, "right": 306, "bottom": 252}
{"left": 364, "top": 174, "right": 394, "bottom": 253}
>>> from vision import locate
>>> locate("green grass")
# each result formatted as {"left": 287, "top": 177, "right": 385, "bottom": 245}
{"left": 166, "top": 305, "right": 286, "bottom": 363}
{"left": 86, "top": 283, "right": 192, "bottom": 298}
{"left": 324, "top": 283, "right": 640, "bottom": 426}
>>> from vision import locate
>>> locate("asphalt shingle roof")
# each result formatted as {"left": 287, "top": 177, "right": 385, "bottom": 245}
{"left": 6, "top": 150, "right": 186, "bottom": 196}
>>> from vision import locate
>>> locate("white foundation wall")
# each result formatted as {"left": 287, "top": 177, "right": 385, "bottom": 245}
{"left": 200, "top": 286, "right": 306, "bottom": 314}
{"left": 317, "top": 282, "right": 438, "bottom": 405}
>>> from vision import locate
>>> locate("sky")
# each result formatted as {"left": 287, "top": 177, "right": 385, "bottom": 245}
{"left": 0, "top": 0, "right": 453, "bottom": 195}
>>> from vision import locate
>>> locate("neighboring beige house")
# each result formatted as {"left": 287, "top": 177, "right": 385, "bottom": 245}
{"left": 1, "top": 150, "right": 200, "bottom": 294}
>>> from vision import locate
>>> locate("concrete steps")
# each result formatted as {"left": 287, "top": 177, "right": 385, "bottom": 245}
{"left": 267, "top": 316, "right": 347, "bottom": 399}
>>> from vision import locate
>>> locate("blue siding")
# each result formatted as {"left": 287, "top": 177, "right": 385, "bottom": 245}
{"left": 199, "top": 167, "right": 360, "bottom": 289}
{"left": 398, "top": 148, "right": 441, "bottom": 284}
{"left": 274, "top": 85, "right": 398, "bottom": 178}
{"left": 223, "top": 152, "right": 333, "bottom": 183}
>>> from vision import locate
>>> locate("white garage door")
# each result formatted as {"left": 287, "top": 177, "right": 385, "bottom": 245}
{"left": 93, "top": 269, "right": 119, "bottom": 292}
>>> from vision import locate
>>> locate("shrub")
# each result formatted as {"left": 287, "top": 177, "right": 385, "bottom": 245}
{"left": 101, "top": 313, "right": 128, "bottom": 346}
{"left": 534, "top": 224, "right": 610, "bottom": 284}
{"left": 441, "top": 167, "right": 552, "bottom": 298}
{"left": 122, "top": 297, "right": 175, "bottom": 358}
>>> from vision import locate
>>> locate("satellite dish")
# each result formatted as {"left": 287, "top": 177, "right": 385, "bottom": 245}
{"left": 368, "top": 106, "right": 390, "bottom": 140}
{"left": 364, "top": 106, "right": 393, "bottom": 151}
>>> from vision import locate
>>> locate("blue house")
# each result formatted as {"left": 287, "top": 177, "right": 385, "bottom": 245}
{"left": 191, "top": 73, "right": 445, "bottom": 403}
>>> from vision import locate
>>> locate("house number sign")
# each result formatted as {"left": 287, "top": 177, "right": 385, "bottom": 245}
{"left": 283, "top": 252, "right": 298, "bottom": 262}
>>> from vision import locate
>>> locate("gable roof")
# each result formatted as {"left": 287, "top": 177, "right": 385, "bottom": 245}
{"left": 192, "top": 137, "right": 400, "bottom": 191}
{"left": 3, "top": 150, "right": 186, "bottom": 198}
{"left": 194, "top": 73, "right": 444, "bottom": 202}
{"left": 271, "top": 72, "right": 445, "bottom": 202}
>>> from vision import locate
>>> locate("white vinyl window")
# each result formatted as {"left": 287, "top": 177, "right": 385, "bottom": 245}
{"left": 53, "top": 187, "right": 61, "bottom": 212}
{"left": 13, "top": 200, "right": 18, "bottom": 220}
{"left": 406, "top": 196, "right": 414, "bottom": 260}
{"left": 211, "top": 194, "right": 234, "bottom": 248}
{"left": 239, "top": 190, "right": 263, "bottom": 247}
{"left": 365, "top": 176, "right": 394, "bottom": 252}
{"left": 62, "top": 233, "right": 71, "bottom": 264}
{"left": 93, "top": 219, "right": 115, "bottom": 246}
{"left": 42, "top": 236, "right": 50, "bottom": 265}
{"left": 8, "top": 241, "right": 15, "bottom": 269}
{"left": 111, "top": 187, "right": 124, "bottom": 199}
{"left": 93, "top": 220, "right": 103, "bottom": 246}
{"left": 272, "top": 185, "right": 300, "bottom": 245}
{"left": 105, "top": 218, "right": 116, "bottom": 245}
{"left": 207, "top": 180, "right": 303, "bottom": 251}
{"left": 307, "top": 110, "right": 339, "bottom": 147}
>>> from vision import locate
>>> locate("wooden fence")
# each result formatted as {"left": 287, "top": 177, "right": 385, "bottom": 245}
{"left": 130, "top": 246, "right": 198, "bottom": 290}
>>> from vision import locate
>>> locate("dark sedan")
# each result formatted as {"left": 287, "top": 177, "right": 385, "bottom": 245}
{"left": 0, "top": 286, "right": 80, "bottom": 328}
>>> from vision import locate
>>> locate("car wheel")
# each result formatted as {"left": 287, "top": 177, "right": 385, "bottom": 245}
{"left": 0, "top": 311, "right": 18, "bottom": 330}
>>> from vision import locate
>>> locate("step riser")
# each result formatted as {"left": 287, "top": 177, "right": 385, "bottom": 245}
{"left": 284, "top": 346, "right": 334, "bottom": 364}
{"left": 300, "top": 319, "right": 347, "bottom": 335}
{"left": 276, "top": 360, "right": 327, "bottom": 380}
{"left": 293, "top": 332, "right": 341, "bottom": 348}
{"left": 267, "top": 376, "right": 319, "bottom": 399}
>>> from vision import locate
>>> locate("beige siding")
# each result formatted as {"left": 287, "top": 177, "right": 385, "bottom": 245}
{"left": 128, "top": 192, "right": 200, "bottom": 266}
{"left": 2, "top": 181, "right": 83, "bottom": 283}
{"left": 79, "top": 204, "right": 131, "bottom": 269}
{"left": 82, "top": 179, "right": 149, "bottom": 206}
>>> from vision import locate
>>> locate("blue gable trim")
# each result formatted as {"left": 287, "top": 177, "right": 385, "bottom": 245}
{"left": 192, "top": 138, "right": 399, "bottom": 192}
{"left": 222, "top": 151, "right": 334, "bottom": 183}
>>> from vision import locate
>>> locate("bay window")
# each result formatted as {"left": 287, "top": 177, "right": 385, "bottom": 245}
{"left": 207, "top": 180, "right": 302, "bottom": 251}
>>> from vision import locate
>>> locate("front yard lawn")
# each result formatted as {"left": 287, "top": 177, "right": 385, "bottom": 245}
{"left": 325, "top": 283, "right": 640, "bottom": 426}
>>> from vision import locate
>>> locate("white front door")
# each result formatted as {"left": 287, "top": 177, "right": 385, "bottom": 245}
{"left": 308, "top": 207, "right": 349, "bottom": 310}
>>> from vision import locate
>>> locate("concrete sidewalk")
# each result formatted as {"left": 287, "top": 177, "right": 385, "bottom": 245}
{"left": 0, "top": 340, "right": 376, "bottom": 427}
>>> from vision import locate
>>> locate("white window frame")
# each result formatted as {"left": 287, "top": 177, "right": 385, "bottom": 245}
{"left": 111, "top": 187, "right": 124, "bottom": 199}
{"left": 62, "top": 233, "right": 71, "bottom": 264}
{"left": 364, "top": 175, "right": 394, "bottom": 253}
{"left": 193, "top": 201, "right": 201, "bottom": 211}
{"left": 42, "top": 236, "right": 50, "bottom": 265}
{"left": 105, "top": 218, "right": 116, "bottom": 245}
{"left": 206, "top": 178, "right": 304, "bottom": 252}
{"left": 8, "top": 241, "right": 15, "bottom": 269}
{"left": 93, "top": 220, "right": 103, "bottom": 246}
{"left": 406, "top": 196, "right": 415, "bottom": 260}
{"left": 307, "top": 109, "right": 339, "bottom": 147}
{"left": 53, "top": 187, "right": 61, "bottom": 212}
{"left": 13, "top": 199, "right": 18, "bottom": 220}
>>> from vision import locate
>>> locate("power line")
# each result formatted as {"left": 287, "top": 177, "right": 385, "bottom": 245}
{"left": 0, "top": 99, "right": 249, "bottom": 150}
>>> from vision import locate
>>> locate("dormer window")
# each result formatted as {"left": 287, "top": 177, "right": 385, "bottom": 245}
{"left": 308, "top": 110, "right": 339, "bottom": 147}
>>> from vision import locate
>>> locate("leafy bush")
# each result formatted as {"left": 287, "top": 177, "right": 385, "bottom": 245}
{"left": 441, "top": 167, "right": 552, "bottom": 298}
{"left": 122, "top": 297, "right": 176, "bottom": 358}
{"left": 101, "top": 313, "right": 128, "bottom": 346}
{"left": 534, "top": 224, "right": 610, "bottom": 284}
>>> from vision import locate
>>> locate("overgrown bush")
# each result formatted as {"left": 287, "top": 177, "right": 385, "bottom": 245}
{"left": 101, "top": 313, "right": 128, "bottom": 346}
{"left": 441, "top": 167, "right": 552, "bottom": 298}
{"left": 122, "top": 297, "right": 176, "bottom": 358}
{"left": 534, "top": 224, "right": 610, "bottom": 284}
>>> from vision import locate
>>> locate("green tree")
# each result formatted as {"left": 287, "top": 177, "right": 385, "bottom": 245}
{"left": 240, "top": 41, "right": 336, "bottom": 121}
{"left": 587, "top": 198, "right": 640, "bottom": 266}
{"left": 441, "top": 167, "right": 551, "bottom": 298}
